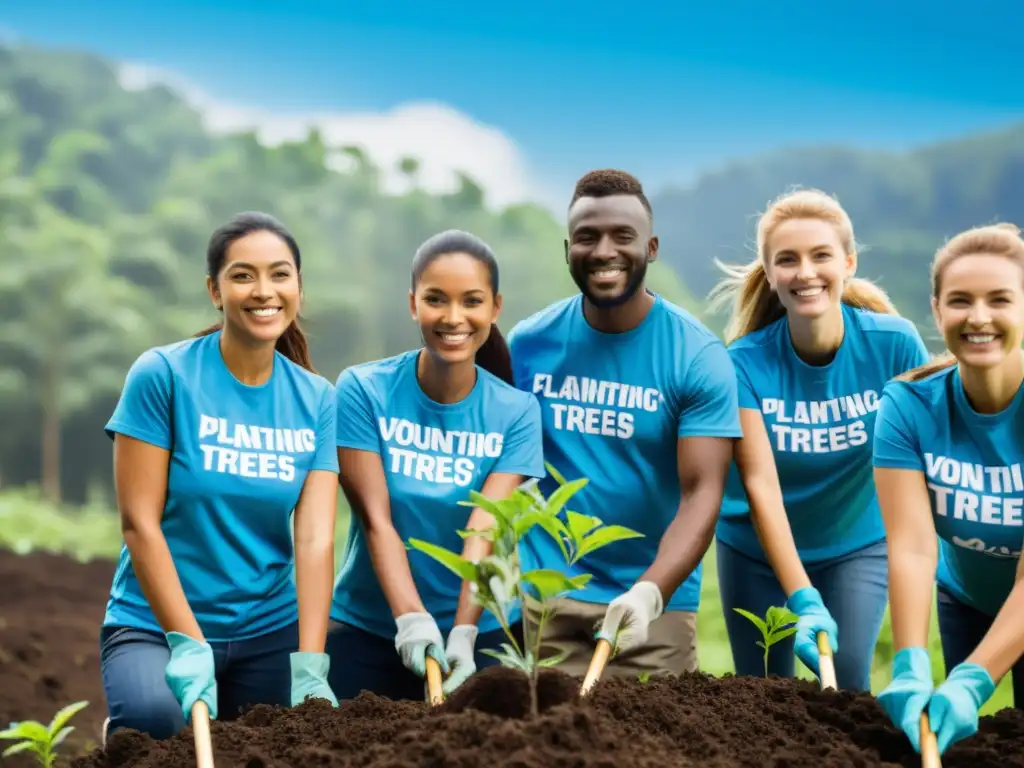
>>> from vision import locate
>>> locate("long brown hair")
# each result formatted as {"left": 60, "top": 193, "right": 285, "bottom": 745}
{"left": 708, "top": 188, "right": 897, "bottom": 344}
{"left": 897, "top": 222, "right": 1024, "bottom": 383}
{"left": 198, "top": 211, "right": 316, "bottom": 373}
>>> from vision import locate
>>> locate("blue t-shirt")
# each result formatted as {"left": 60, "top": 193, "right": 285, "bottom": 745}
{"left": 873, "top": 365, "right": 1024, "bottom": 617}
{"left": 330, "top": 349, "right": 545, "bottom": 638}
{"left": 717, "top": 303, "right": 929, "bottom": 563}
{"left": 507, "top": 293, "right": 742, "bottom": 613}
{"left": 103, "top": 330, "right": 339, "bottom": 641}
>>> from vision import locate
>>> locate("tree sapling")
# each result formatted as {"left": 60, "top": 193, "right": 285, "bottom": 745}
{"left": 0, "top": 700, "right": 89, "bottom": 767}
{"left": 407, "top": 464, "right": 643, "bottom": 715}
{"left": 733, "top": 605, "right": 799, "bottom": 677}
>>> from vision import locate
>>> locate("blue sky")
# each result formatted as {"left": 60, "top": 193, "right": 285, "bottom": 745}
{"left": 4, "top": 1, "right": 1023, "bottom": 209}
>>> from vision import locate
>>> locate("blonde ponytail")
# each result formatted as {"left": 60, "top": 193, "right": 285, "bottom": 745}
{"left": 708, "top": 187, "right": 899, "bottom": 345}
{"left": 897, "top": 222, "right": 1024, "bottom": 383}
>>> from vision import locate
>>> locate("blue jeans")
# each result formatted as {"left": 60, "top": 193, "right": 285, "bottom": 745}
{"left": 717, "top": 538, "right": 889, "bottom": 691}
{"left": 937, "top": 585, "right": 1022, "bottom": 707}
{"left": 100, "top": 621, "right": 298, "bottom": 740}
{"left": 326, "top": 620, "right": 523, "bottom": 701}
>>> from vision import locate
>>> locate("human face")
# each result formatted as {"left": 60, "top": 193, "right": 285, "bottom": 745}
{"left": 932, "top": 253, "right": 1024, "bottom": 371}
{"left": 765, "top": 218, "right": 855, "bottom": 321}
{"left": 566, "top": 195, "right": 657, "bottom": 308}
{"left": 207, "top": 229, "right": 301, "bottom": 346}
{"left": 409, "top": 252, "right": 502, "bottom": 366}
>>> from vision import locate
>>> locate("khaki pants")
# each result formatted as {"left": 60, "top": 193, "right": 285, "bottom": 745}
{"left": 522, "top": 595, "right": 698, "bottom": 679}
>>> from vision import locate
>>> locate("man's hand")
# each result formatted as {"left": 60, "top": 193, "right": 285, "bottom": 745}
{"left": 596, "top": 580, "right": 664, "bottom": 654}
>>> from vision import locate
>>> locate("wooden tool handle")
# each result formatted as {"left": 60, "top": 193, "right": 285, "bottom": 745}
{"left": 920, "top": 711, "right": 942, "bottom": 768}
{"left": 191, "top": 700, "right": 214, "bottom": 768}
{"left": 581, "top": 638, "right": 613, "bottom": 696}
{"left": 425, "top": 656, "right": 444, "bottom": 705}
{"left": 816, "top": 631, "right": 837, "bottom": 691}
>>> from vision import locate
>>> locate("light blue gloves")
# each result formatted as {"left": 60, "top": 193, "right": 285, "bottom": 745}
{"left": 164, "top": 632, "right": 218, "bottom": 722}
{"left": 289, "top": 651, "right": 338, "bottom": 706}
{"left": 394, "top": 612, "right": 449, "bottom": 678}
{"left": 877, "top": 646, "right": 935, "bottom": 753}
{"left": 442, "top": 625, "right": 479, "bottom": 695}
{"left": 786, "top": 586, "right": 839, "bottom": 678}
{"left": 928, "top": 662, "right": 995, "bottom": 754}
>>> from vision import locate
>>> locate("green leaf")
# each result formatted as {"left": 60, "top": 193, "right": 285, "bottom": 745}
{"left": 530, "top": 514, "right": 571, "bottom": 562}
{"left": 51, "top": 726, "right": 74, "bottom": 747}
{"left": 755, "top": 640, "right": 766, "bottom": 650}
{"left": 545, "top": 462, "right": 568, "bottom": 486}
{"left": 572, "top": 525, "right": 645, "bottom": 563}
{"left": 456, "top": 490, "right": 514, "bottom": 527}
{"left": 407, "top": 539, "right": 477, "bottom": 582}
{"left": 732, "top": 608, "right": 768, "bottom": 637}
{"left": 765, "top": 605, "right": 798, "bottom": 630}
{"left": 480, "top": 645, "right": 532, "bottom": 672}
{"left": 0, "top": 721, "right": 49, "bottom": 742}
{"left": 768, "top": 626, "right": 798, "bottom": 645}
{"left": 564, "top": 510, "right": 601, "bottom": 545}
{"left": 543, "top": 477, "right": 589, "bottom": 519}
{"left": 48, "top": 701, "right": 88, "bottom": 738}
{"left": 2, "top": 742, "right": 35, "bottom": 758}
{"left": 521, "top": 568, "right": 588, "bottom": 601}
{"left": 537, "top": 649, "right": 570, "bottom": 667}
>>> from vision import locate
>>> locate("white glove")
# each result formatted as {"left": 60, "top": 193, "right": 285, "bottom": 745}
{"left": 442, "top": 624, "right": 478, "bottom": 695}
{"left": 394, "top": 612, "right": 448, "bottom": 677}
{"left": 597, "top": 581, "right": 664, "bottom": 654}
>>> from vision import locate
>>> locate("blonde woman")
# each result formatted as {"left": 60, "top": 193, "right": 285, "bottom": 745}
{"left": 874, "top": 223, "right": 1024, "bottom": 755}
{"left": 709, "top": 188, "right": 928, "bottom": 690}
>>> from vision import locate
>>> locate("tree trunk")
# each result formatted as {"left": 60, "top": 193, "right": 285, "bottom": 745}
{"left": 41, "top": 357, "right": 61, "bottom": 504}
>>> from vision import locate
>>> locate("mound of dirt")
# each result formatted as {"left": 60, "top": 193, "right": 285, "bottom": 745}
{"left": 74, "top": 665, "right": 1024, "bottom": 767}
{"left": 0, "top": 549, "right": 113, "bottom": 763}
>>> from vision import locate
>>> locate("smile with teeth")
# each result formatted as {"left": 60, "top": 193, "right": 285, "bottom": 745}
{"left": 247, "top": 307, "right": 281, "bottom": 317}
{"left": 963, "top": 333, "right": 999, "bottom": 344}
{"left": 438, "top": 331, "right": 471, "bottom": 343}
{"left": 793, "top": 286, "right": 825, "bottom": 297}
{"left": 592, "top": 267, "right": 625, "bottom": 278}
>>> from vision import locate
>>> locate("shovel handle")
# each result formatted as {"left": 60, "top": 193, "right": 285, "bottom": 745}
{"left": 191, "top": 700, "right": 214, "bottom": 768}
{"left": 816, "top": 631, "right": 837, "bottom": 690}
{"left": 581, "top": 638, "right": 613, "bottom": 696}
{"left": 425, "top": 655, "right": 444, "bottom": 705}
{"left": 920, "top": 711, "right": 942, "bottom": 768}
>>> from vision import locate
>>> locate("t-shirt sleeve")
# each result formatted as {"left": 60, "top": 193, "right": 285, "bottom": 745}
{"left": 335, "top": 368, "right": 380, "bottom": 453}
{"left": 872, "top": 383, "right": 924, "bottom": 471}
{"left": 894, "top": 324, "right": 931, "bottom": 378}
{"left": 104, "top": 349, "right": 173, "bottom": 450}
{"left": 311, "top": 384, "right": 341, "bottom": 472}
{"left": 506, "top": 322, "right": 529, "bottom": 392}
{"left": 729, "top": 349, "right": 760, "bottom": 411}
{"left": 493, "top": 395, "right": 545, "bottom": 479}
{"left": 677, "top": 341, "right": 743, "bottom": 439}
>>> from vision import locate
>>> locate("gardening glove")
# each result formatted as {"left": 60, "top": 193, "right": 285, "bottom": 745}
{"left": 928, "top": 662, "right": 996, "bottom": 755}
{"left": 394, "top": 612, "right": 449, "bottom": 678}
{"left": 442, "top": 624, "right": 478, "bottom": 695}
{"left": 596, "top": 580, "right": 664, "bottom": 654}
{"left": 164, "top": 632, "right": 218, "bottom": 723}
{"left": 877, "top": 646, "right": 934, "bottom": 753}
{"left": 786, "top": 586, "right": 839, "bottom": 678}
{"left": 289, "top": 651, "right": 338, "bottom": 707}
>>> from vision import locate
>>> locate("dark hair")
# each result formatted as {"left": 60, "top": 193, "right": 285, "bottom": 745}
{"left": 569, "top": 169, "right": 653, "bottom": 219}
{"left": 196, "top": 211, "right": 316, "bottom": 373}
{"left": 411, "top": 229, "right": 513, "bottom": 386}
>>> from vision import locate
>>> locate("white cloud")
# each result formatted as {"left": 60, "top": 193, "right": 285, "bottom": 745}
{"left": 117, "top": 62, "right": 545, "bottom": 211}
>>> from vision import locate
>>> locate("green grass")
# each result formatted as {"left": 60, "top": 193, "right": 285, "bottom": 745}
{"left": 1, "top": 487, "right": 1012, "bottom": 714}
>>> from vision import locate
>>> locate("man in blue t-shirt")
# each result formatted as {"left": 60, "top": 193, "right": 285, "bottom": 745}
{"left": 508, "top": 169, "right": 742, "bottom": 677}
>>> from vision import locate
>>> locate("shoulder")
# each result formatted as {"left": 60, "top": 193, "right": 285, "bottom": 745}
{"left": 882, "top": 365, "right": 953, "bottom": 409}
{"left": 725, "top": 315, "right": 783, "bottom": 366}
{"left": 125, "top": 335, "right": 207, "bottom": 385}
{"left": 273, "top": 353, "right": 336, "bottom": 401}
{"left": 846, "top": 304, "right": 921, "bottom": 344}
{"left": 336, "top": 350, "right": 415, "bottom": 393}
{"left": 508, "top": 296, "right": 579, "bottom": 345}
{"left": 477, "top": 365, "right": 540, "bottom": 417}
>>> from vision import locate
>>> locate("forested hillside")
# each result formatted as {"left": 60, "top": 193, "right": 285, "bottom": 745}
{"left": 0, "top": 42, "right": 697, "bottom": 503}
{"left": 652, "top": 126, "right": 1024, "bottom": 340}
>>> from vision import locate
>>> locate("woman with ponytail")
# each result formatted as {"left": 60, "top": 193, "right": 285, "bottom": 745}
{"left": 709, "top": 188, "right": 929, "bottom": 692}
{"left": 874, "top": 223, "right": 1024, "bottom": 756}
{"left": 100, "top": 212, "right": 340, "bottom": 744}
{"left": 326, "top": 229, "right": 544, "bottom": 700}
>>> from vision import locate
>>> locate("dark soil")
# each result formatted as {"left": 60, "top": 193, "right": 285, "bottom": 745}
{"left": 74, "top": 665, "right": 1024, "bottom": 768}
{"left": 0, "top": 549, "right": 113, "bottom": 764}
{"left": 5, "top": 546, "right": 1024, "bottom": 768}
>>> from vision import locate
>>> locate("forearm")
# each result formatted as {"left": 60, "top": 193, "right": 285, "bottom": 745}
{"left": 639, "top": 486, "right": 720, "bottom": 601}
{"left": 294, "top": 537, "right": 334, "bottom": 653}
{"left": 747, "top": 481, "right": 811, "bottom": 596}
{"left": 888, "top": 545, "right": 937, "bottom": 651}
{"left": 966, "top": 576, "right": 1024, "bottom": 681}
{"left": 366, "top": 524, "right": 427, "bottom": 617}
{"left": 123, "top": 524, "right": 203, "bottom": 640}
{"left": 453, "top": 508, "right": 495, "bottom": 627}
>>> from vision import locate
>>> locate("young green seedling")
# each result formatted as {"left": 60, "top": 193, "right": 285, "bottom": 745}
{"left": 407, "top": 463, "right": 643, "bottom": 715}
{"left": 0, "top": 700, "right": 89, "bottom": 767}
{"left": 732, "top": 605, "right": 799, "bottom": 677}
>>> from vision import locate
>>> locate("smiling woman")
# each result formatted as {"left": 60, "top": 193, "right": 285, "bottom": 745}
{"left": 98, "top": 211, "right": 341, "bottom": 744}
{"left": 324, "top": 229, "right": 545, "bottom": 703}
